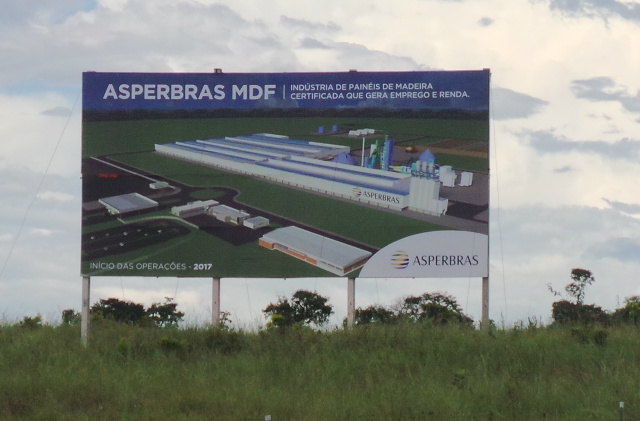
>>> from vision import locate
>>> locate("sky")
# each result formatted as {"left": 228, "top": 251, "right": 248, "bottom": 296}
{"left": 0, "top": 0, "right": 639, "bottom": 328}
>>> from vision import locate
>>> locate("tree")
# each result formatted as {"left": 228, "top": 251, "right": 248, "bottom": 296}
{"left": 263, "top": 290, "right": 333, "bottom": 328}
{"left": 91, "top": 297, "right": 184, "bottom": 327}
{"left": 146, "top": 297, "right": 185, "bottom": 328}
{"left": 549, "top": 268, "right": 608, "bottom": 325}
{"left": 354, "top": 305, "right": 395, "bottom": 325}
{"left": 611, "top": 296, "right": 640, "bottom": 326}
{"left": 548, "top": 268, "right": 595, "bottom": 305}
{"left": 551, "top": 300, "right": 608, "bottom": 325}
{"left": 92, "top": 298, "right": 146, "bottom": 324}
{"left": 566, "top": 268, "right": 595, "bottom": 305}
{"left": 397, "top": 292, "right": 474, "bottom": 326}
{"left": 20, "top": 315, "right": 43, "bottom": 329}
{"left": 61, "top": 309, "right": 80, "bottom": 325}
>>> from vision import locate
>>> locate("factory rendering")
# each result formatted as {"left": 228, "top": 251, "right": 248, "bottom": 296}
{"left": 155, "top": 133, "right": 451, "bottom": 216}
{"left": 169, "top": 198, "right": 371, "bottom": 275}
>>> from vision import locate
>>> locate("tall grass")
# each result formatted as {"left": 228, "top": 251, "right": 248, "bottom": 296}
{"left": 1, "top": 321, "right": 639, "bottom": 420}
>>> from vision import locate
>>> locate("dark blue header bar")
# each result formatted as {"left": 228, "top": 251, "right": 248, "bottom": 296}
{"left": 83, "top": 70, "right": 490, "bottom": 111}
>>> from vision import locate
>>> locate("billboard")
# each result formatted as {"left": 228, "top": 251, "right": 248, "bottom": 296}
{"left": 81, "top": 70, "right": 490, "bottom": 278}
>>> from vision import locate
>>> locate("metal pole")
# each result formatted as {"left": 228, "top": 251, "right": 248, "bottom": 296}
{"left": 481, "top": 276, "right": 490, "bottom": 329}
{"left": 81, "top": 276, "right": 90, "bottom": 346}
{"left": 347, "top": 277, "right": 355, "bottom": 328}
{"left": 482, "top": 70, "right": 492, "bottom": 331}
{"left": 212, "top": 277, "right": 221, "bottom": 325}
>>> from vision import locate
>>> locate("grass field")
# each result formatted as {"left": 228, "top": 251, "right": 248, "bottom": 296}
{"left": 2, "top": 321, "right": 639, "bottom": 420}
{"left": 82, "top": 116, "right": 489, "bottom": 159}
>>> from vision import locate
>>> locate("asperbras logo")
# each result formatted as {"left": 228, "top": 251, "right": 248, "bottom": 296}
{"left": 390, "top": 251, "right": 410, "bottom": 269}
{"left": 352, "top": 187, "right": 362, "bottom": 198}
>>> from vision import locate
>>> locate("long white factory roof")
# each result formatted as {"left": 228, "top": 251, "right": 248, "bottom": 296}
{"left": 156, "top": 133, "right": 410, "bottom": 195}
{"left": 176, "top": 133, "right": 348, "bottom": 162}
{"left": 261, "top": 226, "right": 372, "bottom": 269}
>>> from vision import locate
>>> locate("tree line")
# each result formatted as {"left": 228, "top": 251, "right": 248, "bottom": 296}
{"left": 548, "top": 268, "right": 639, "bottom": 326}
{"left": 17, "top": 267, "right": 638, "bottom": 330}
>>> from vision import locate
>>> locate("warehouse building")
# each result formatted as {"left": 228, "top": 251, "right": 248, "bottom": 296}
{"left": 259, "top": 226, "right": 372, "bottom": 276}
{"left": 99, "top": 193, "right": 158, "bottom": 215}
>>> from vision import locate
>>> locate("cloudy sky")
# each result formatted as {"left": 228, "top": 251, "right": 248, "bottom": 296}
{"left": 1, "top": 0, "right": 638, "bottom": 328}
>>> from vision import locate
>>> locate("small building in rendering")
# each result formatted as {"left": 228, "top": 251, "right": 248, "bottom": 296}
{"left": 171, "top": 200, "right": 219, "bottom": 217}
{"left": 207, "top": 205, "right": 250, "bottom": 225}
{"left": 243, "top": 216, "right": 270, "bottom": 229}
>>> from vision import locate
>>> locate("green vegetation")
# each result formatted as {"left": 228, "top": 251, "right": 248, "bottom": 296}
{"left": 354, "top": 292, "right": 474, "bottom": 327}
{"left": 264, "top": 290, "right": 334, "bottom": 328}
{"left": 188, "top": 188, "right": 228, "bottom": 200}
{"left": 82, "top": 224, "right": 332, "bottom": 278}
{"left": 91, "top": 297, "right": 184, "bottom": 328}
{"left": 5, "top": 274, "right": 640, "bottom": 421}
{"left": 548, "top": 268, "right": 615, "bottom": 327}
{"left": 82, "top": 116, "right": 488, "bottom": 158}
{"left": 2, "top": 320, "right": 640, "bottom": 420}
{"left": 434, "top": 152, "right": 487, "bottom": 172}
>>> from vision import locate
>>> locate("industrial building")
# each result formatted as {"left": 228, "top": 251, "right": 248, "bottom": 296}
{"left": 149, "top": 181, "right": 170, "bottom": 189}
{"left": 155, "top": 133, "right": 449, "bottom": 216}
{"left": 207, "top": 205, "right": 250, "bottom": 225}
{"left": 99, "top": 193, "right": 158, "bottom": 215}
{"left": 171, "top": 200, "right": 219, "bottom": 217}
{"left": 243, "top": 216, "right": 270, "bottom": 229}
{"left": 259, "top": 226, "right": 372, "bottom": 276}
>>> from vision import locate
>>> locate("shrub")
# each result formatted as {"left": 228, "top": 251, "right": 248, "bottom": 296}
{"left": 552, "top": 300, "right": 609, "bottom": 326}
{"left": 90, "top": 297, "right": 184, "bottom": 327}
{"left": 19, "top": 315, "right": 42, "bottom": 329}
{"left": 263, "top": 290, "right": 333, "bottom": 328}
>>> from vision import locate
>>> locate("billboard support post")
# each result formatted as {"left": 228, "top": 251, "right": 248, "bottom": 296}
{"left": 212, "top": 278, "right": 221, "bottom": 326}
{"left": 81, "top": 276, "right": 91, "bottom": 346}
{"left": 347, "top": 277, "right": 355, "bottom": 328}
{"left": 481, "top": 276, "right": 489, "bottom": 329}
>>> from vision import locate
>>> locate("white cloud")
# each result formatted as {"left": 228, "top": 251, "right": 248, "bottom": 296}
{"left": 36, "top": 191, "right": 75, "bottom": 202}
{"left": 0, "top": 93, "right": 80, "bottom": 177}
{"left": 491, "top": 87, "right": 548, "bottom": 119}
{"left": 544, "top": 0, "right": 640, "bottom": 23}
{"left": 27, "top": 228, "right": 56, "bottom": 237}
